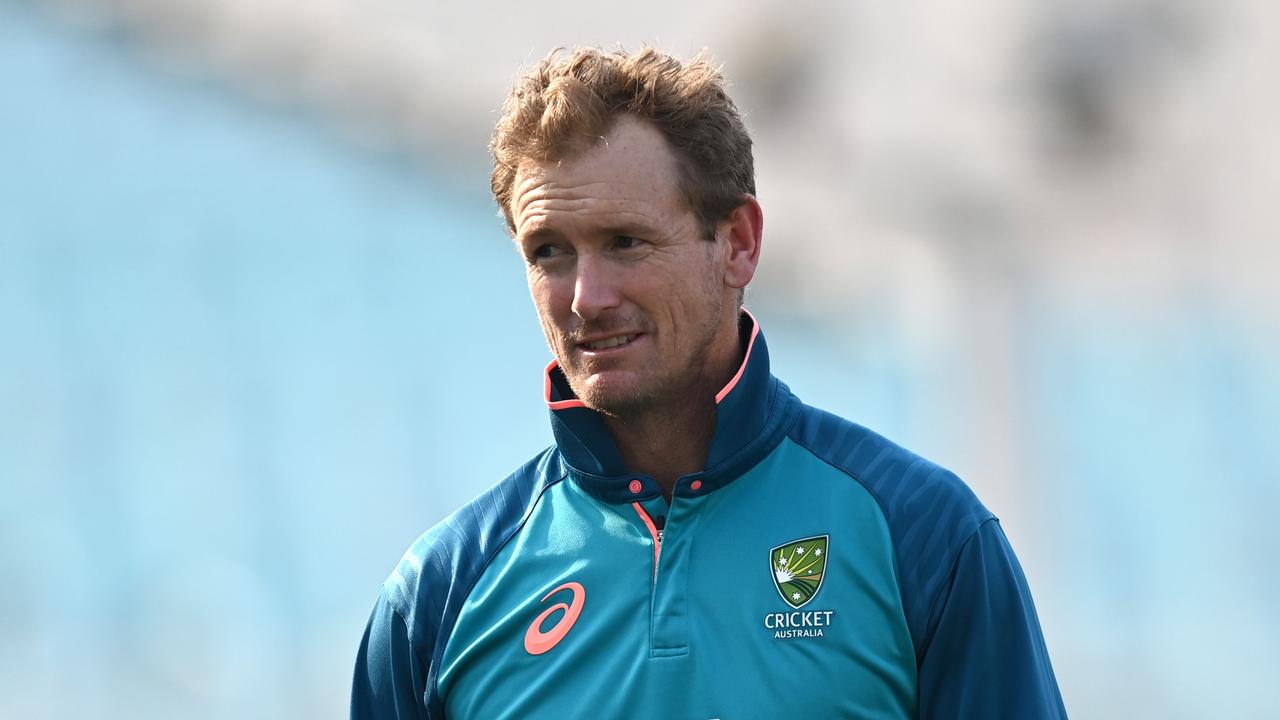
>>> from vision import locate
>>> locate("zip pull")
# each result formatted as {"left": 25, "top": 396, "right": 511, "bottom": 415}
{"left": 632, "top": 503, "right": 664, "bottom": 580}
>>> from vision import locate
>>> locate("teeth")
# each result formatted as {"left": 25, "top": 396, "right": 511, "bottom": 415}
{"left": 584, "top": 334, "right": 635, "bottom": 350}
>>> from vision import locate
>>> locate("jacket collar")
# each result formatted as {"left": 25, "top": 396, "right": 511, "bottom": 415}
{"left": 543, "top": 310, "right": 797, "bottom": 504}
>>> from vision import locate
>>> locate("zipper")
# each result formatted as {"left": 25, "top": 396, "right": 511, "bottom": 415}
{"left": 629, "top": 499, "right": 691, "bottom": 655}
{"left": 631, "top": 500, "right": 690, "bottom": 656}
{"left": 631, "top": 502, "right": 662, "bottom": 581}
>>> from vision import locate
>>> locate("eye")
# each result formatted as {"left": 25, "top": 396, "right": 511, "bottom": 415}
{"left": 612, "top": 235, "right": 643, "bottom": 250}
{"left": 524, "top": 242, "right": 573, "bottom": 270}
{"left": 523, "top": 242, "right": 563, "bottom": 261}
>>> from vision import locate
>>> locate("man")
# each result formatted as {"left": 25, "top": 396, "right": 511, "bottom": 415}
{"left": 352, "top": 47, "right": 1067, "bottom": 719}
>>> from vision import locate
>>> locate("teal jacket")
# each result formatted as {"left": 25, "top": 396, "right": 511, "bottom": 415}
{"left": 352, "top": 314, "right": 1067, "bottom": 718}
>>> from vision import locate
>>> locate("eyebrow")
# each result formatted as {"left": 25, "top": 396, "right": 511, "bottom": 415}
{"left": 516, "top": 222, "right": 657, "bottom": 245}
{"left": 599, "top": 223, "right": 656, "bottom": 238}
{"left": 515, "top": 226, "right": 562, "bottom": 245}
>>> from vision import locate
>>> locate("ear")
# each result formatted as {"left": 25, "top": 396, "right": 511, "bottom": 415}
{"left": 716, "top": 195, "right": 764, "bottom": 290}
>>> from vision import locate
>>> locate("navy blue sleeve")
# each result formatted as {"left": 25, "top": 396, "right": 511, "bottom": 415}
{"left": 351, "top": 590, "right": 428, "bottom": 719}
{"left": 917, "top": 519, "right": 1067, "bottom": 719}
{"left": 349, "top": 449, "right": 562, "bottom": 720}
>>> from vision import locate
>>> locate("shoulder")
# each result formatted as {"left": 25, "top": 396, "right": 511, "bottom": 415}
{"left": 353, "top": 447, "right": 566, "bottom": 718}
{"left": 382, "top": 446, "right": 566, "bottom": 650}
{"left": 786, "top": 402, "right": 995, "bottom": 654}
{"left": 788, "top": 403, "right": 994, "bottom": 535}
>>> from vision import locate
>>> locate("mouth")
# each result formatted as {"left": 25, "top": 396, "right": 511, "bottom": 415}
{"left": 577, "top": 333, "right": 644, "bottom": 354}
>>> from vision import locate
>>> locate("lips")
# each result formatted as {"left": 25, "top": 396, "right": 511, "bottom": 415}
{"left": 581, "top": 334, "right": 638, "bottom": 351}
{"left": 576, "top": 332, "right": 645, "bottom": 353}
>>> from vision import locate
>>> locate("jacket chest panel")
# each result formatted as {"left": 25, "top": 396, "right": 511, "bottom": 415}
{"left": 440, "top": 445, "right": 916, "bottom": 719}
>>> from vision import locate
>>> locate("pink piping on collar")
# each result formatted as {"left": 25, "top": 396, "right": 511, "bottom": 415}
{"left": 544, "top": 358, "right": 588, "bottom": 410}
{"left": 715, "top": 308, "right": 761, "bottom": 404}
{"left": 542, "top": 308, "right": 761, "bottom": 410}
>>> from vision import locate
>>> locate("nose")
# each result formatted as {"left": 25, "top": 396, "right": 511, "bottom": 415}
{"left": 570, "top": 254, "right": 621, "bottom": 321}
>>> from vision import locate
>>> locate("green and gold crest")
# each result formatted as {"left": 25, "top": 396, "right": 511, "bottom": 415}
{"left": 770, "top": 535, "right": 829, "bottom": 608}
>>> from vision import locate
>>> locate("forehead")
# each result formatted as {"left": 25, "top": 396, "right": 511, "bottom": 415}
{"left": 510, "top": 117, "right": 688, "bottom": 238}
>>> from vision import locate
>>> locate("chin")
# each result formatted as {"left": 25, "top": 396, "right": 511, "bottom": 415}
{"left": 573, "top": 376, "right": 657, "bottom": 417}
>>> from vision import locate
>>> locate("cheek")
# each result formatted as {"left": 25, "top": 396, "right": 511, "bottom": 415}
{"left": 528, "top": 275, "right": 573, "bottom": 324}
{"left": 528, "top": 292, "right": 563, "bottom": 350}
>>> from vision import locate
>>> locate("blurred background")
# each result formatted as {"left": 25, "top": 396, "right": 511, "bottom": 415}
{"left": 1, "top": 0, "right": 1277, "bottom": 716}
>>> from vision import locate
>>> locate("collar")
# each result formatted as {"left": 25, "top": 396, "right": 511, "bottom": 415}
{"left": 543, "top": 309, "right": 797, "bottom": 504}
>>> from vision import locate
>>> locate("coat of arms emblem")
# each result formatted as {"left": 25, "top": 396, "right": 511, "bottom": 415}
{"left": 770, "top": 535, "right": 829, "bottom": 609}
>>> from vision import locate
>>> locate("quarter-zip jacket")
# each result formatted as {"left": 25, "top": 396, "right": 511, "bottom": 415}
{"left": 351, "top": 313, "right": 1067, "bottom": 719}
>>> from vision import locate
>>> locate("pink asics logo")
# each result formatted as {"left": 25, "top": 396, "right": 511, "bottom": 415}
{"left": 523, "top": 581, "right": 586, "bottom": 656}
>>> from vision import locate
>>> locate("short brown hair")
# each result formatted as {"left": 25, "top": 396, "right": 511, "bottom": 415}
{"left": 490, "top": 46, "right": 755, "bottom": 238}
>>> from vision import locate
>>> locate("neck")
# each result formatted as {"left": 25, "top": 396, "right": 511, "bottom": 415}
{"left": 602, "top": 315, "right": 743, "bottom": 500}
{"left": 603, "top": 395, "right": 718, "bottom": 500}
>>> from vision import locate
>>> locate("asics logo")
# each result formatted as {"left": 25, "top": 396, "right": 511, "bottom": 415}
{"left": 523, "top": 581, "right": 586, "bottom": 656}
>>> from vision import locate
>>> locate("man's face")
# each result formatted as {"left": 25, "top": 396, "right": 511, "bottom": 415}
{"left": 510, "top": 116, "right": 735, "bottom": 415}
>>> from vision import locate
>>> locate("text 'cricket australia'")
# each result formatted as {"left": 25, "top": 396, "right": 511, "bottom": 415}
{"left": 764, "top": 610, "right": 835, "bottom": 639}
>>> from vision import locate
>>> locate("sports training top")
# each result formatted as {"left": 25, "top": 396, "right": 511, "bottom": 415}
{"left": 351, "top": 312, "right": 1068, "bottom": 719}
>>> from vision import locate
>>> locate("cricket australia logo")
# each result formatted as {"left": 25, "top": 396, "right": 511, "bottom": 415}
{"left": 770, "top": 534, "right": 828, "bottom": 608}
{"left": 764, "top": 535, "right": 834, "bottom": 640}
